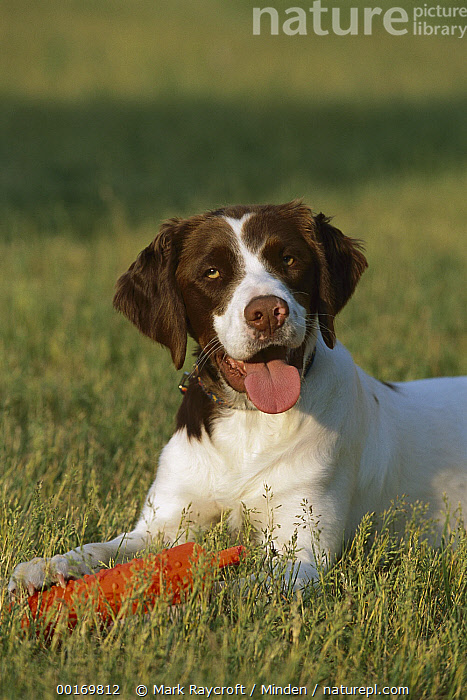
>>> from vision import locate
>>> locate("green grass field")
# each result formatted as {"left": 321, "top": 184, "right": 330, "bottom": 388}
{"left": 0, "top": 1, "right": 466, "bottom": 698}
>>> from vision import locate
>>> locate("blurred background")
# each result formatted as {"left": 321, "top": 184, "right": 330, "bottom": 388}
{"left": 1, "top": 0, "right": 466, "bottom": 231}
{"left": 0, "top": 0, "right": 466, "bottom": 512}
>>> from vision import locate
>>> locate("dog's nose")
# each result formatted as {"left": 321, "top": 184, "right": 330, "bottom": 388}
{"left": 244, "top": 296, "right": 289, "bottom": 337}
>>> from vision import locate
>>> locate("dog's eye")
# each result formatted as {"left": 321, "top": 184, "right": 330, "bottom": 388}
{"left": 205, "top": 267, "right": 220, "bottom": 279}
{"left": 283, "top": 255, "right": 295, "bottom": 267}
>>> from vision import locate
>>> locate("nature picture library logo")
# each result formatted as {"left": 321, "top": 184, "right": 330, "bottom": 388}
{"left": 252, "top": 1, "right": 467, "bottom": 38}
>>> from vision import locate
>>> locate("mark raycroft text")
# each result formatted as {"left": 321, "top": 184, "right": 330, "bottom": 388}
{"left": 253, "top": 3, "right": 467, "bottom": 38}
{"left": 152, "top": 686, "right": 307, "bottom": 696}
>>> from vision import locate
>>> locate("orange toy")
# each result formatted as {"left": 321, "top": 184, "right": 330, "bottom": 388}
{"left": 21, "top": 542, "right": 245, "bottom": 632}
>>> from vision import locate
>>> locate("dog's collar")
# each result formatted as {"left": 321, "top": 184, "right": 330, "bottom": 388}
{"left": 178, "top": 346, "right": 316, "bottom": 408}
{"left": 178, "top": 367, "right": 231, "bottom": 406}
{"left": 302, "top": 345, "right": 316, "bottom": 379}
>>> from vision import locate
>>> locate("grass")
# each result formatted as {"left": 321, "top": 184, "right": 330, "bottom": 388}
{"left": 1, "top": 505, "right": 466, "bottom": 698}
{"left": 0, "top": 0, "right": 466, "bottom": 698}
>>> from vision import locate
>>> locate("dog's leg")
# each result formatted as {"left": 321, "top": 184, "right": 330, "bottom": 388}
{"left": 8, "top": 529, "right": 149, "bottom": 597}
{"left": 9, "top": 491, "right": 221, "bottom": 597}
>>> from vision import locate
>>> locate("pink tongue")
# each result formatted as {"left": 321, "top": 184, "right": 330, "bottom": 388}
{"left": 243, "top": 359, "right": 301, "bottom": 414}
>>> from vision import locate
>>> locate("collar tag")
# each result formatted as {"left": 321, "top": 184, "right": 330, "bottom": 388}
{"left": 178, "top": 371, "right": 191, "bottom": 395}
{"left": 178, "top": 362, "right": 230, "bottom": 407}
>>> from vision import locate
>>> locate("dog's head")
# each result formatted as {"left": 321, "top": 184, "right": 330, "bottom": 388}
{"left": 114, "top": 202, "right": 367, "bottom": 414}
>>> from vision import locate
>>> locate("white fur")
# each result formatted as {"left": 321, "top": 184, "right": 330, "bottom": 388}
{"left": 131, "top": 336, "right": 467, "bottom": 584}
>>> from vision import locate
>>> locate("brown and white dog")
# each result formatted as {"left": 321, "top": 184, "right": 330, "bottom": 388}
{"left": 9, "top": 202, "right": 467, "bottom": 595}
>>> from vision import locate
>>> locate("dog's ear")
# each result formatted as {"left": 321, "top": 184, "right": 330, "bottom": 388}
{"left": 113, "top": 219, "right": 187, "bottom": 369}
{"left": 314, "top": 213, "right": 368, "bottom": 349}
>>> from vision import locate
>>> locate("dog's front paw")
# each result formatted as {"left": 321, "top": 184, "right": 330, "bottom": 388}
{"left": 8, "top": 554, "right": 92, "bottom": 598}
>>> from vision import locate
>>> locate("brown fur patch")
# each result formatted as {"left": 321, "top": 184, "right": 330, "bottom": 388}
{"left": 175, "top": 216, "right": 244, "bottom": 346}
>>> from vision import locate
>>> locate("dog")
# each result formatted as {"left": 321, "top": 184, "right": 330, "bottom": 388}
{"left": 8, "top": 201, "right": 467, "bottom": 596}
